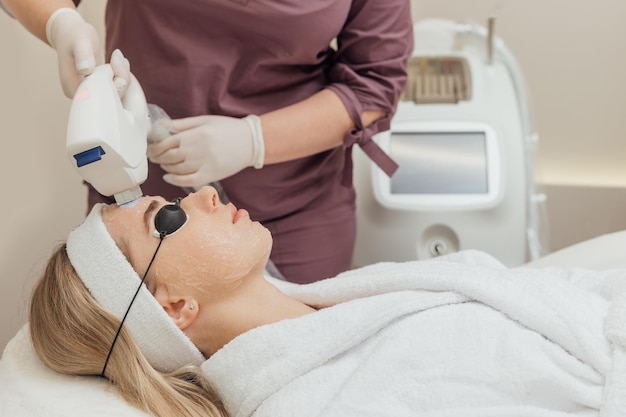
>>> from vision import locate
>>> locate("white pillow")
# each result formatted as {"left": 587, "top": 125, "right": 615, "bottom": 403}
{"left": 0, "top": 325, "right": 150, "bottom": 417}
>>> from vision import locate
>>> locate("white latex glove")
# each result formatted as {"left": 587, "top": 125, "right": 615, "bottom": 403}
{"left": 147, "top": 115, "right": 265, "bottom": 187}
{"left": 45, "top": 8, "right": 104, "bottom": 97}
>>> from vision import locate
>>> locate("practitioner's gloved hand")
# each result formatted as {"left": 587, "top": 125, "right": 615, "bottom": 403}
{"left": 147, "top": 115, "right": 265, "bottom": 187}
{"left": 45, "top": 8, "right": 104, "bottom": 97}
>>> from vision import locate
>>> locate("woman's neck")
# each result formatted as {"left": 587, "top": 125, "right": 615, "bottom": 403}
{"left": 189, "top": 274, "right": 315, "bottom": 357}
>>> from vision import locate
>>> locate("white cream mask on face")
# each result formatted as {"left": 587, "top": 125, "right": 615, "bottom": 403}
{"left": 66, "top": 203, "right": 205, "bottom": 373}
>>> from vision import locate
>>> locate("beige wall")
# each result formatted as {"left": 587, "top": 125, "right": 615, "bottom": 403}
{"left": 0, "top": 2, "right": 105, "bottom": 351}
{"left": 1, "top": 1, "right": 626, "bottom": 351}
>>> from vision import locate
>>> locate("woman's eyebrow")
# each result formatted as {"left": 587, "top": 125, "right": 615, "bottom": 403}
{"left": 143, "top": 200, "right": 160, "bottom": 233}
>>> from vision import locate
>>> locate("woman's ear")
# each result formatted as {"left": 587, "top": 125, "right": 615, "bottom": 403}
{"left": 155, "top": 293, "right": 200, "bottom": 330}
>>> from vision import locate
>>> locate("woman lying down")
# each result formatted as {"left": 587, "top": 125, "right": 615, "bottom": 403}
{"left": 25, "top": 185, "right": 626, "bottom": 417}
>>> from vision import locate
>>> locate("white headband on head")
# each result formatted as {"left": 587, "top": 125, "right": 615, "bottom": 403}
{"left": 66, "top": 203, "right": 205, "bottom": 372}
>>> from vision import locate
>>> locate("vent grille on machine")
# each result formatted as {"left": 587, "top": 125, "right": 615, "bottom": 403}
{"left": 402, "top": 57, "right": 472, "bottom": 104}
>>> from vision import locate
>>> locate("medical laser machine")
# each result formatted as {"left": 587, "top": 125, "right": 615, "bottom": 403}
{"left": 353, "top": 18, "right": 548, "bottom": 267}
{"left": 66, "top": 64, "right": 150, "bottom": 205}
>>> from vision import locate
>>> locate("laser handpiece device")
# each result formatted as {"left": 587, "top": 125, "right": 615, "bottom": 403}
{"left": 66, "top": 64, "right": 150, "bottom": 205}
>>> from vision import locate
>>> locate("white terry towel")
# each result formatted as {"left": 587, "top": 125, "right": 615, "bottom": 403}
{"left": 201, "top": 250, "right": 625, "bottom": 417}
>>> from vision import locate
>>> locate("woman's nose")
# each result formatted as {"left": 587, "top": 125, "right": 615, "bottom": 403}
{"left": 190, "top": 185, "right": 220, "bottom": 210}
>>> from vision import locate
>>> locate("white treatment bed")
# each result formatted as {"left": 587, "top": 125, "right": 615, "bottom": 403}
{"left": 2, "top": 230, "right": 626, "bottom": 417}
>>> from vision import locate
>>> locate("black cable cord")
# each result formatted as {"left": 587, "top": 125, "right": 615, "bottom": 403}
{"left": 100, "top": 236, "right": 164, "bottom": 377}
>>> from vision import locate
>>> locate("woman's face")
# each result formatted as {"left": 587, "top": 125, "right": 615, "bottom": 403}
{"left": 101, "top": 186, "right": 272, "bottom": 295}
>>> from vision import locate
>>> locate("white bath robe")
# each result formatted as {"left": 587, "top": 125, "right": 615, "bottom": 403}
{"left": 201, "top": 251, "right": 626, "bottom": 417}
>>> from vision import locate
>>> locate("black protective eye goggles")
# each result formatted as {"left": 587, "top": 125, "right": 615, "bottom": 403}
{"left": 153, "top": 197, "right": 188, "bottom": 238}
{"left": 101, "top": 198, "right": 188, "bottom": 377}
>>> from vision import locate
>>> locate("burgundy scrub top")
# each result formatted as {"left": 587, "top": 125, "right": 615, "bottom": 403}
{"left": 90, "top": 0, "right": 413, "bottom": 283}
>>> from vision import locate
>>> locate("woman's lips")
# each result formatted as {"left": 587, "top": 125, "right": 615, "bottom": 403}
{"left": 232, "top": 208, "right": 249, "bottom": 223}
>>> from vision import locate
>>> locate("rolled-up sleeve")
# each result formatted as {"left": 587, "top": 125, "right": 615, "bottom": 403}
{"left": 327, "top": 0, "right": 413, "bottom": 174}
{"left": 325, "top": 0, "right": 413, "bottom": 177}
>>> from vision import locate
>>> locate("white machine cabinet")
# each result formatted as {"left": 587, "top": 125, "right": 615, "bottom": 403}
{"left": 352, "top": 19, "right": 547, "bottom": 268}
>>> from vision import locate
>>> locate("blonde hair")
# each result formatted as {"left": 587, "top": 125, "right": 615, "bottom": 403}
{"left": 30, "top": 244, "right": 228, "bottom": 417}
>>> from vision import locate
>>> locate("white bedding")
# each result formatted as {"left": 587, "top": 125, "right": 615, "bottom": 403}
{"left": 3, "top": 245, "right": 626, "bottom": 417}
